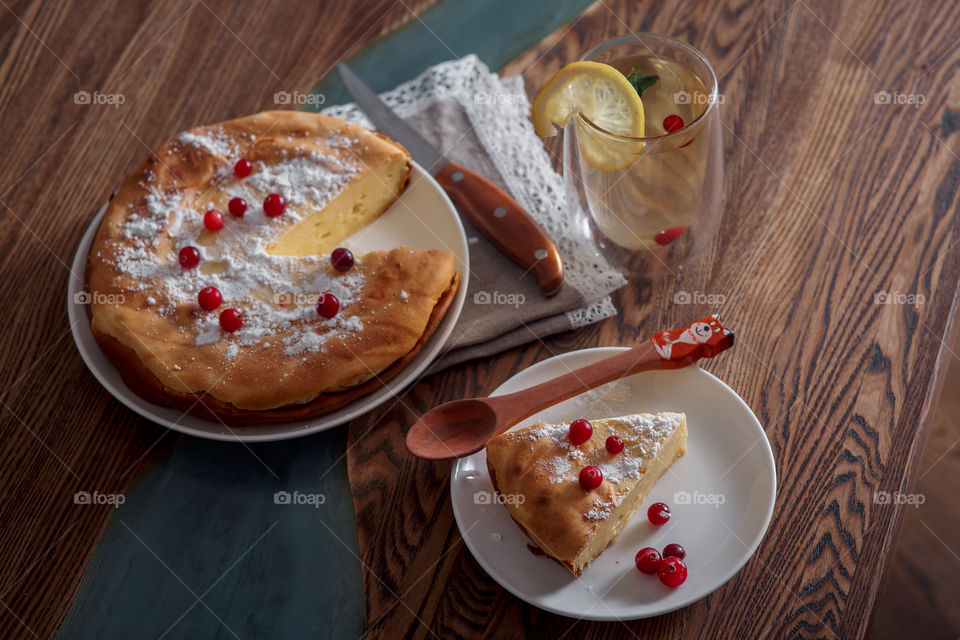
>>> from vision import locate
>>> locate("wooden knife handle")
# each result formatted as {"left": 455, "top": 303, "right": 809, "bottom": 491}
{"left": 435, "top": 161, "right": 564, "bottom": 296}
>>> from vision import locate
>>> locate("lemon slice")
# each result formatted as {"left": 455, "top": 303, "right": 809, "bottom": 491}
{"left": 532, "top": 61, "right": 645, "bottom": 170}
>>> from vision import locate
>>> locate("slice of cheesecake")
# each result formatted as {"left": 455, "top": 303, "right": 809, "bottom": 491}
{"left": 485, "top": 412, "right": 687, "bottom": 576}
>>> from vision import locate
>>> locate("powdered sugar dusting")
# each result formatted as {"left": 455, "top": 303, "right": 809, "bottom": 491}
{"left": 196, "top": 329, "right": 219, "bottom": 346}
{"left": 585, "top": 498, "right": 621, "bottom": 521}
{"left": 177, "top": 128, "right": 239, "bottom": 158}
{"left": 246, "top": 153, "right": 358, "bottom": 211}
{"left": 516, "top": 413, "right": 683, "bottom": 494}
{"left": 108, "top": 127, "right": 370, "bottom": 358}
{"left": 618, "top": 412, "right": 683, "bottom": 459}
{"left": 519, "top": 421, "right": 568, "bottom": 442}
{"left": 282, "top": 314, "right": 364, "bottom": 355}
{"left": 597, "top": 455, "right": 643, "bottom": 485}
{"left": 536, "top": 456, "right": 571, "bottom": 483}
{"left": 123, "top": 190, "right": 179, "bottom": 241}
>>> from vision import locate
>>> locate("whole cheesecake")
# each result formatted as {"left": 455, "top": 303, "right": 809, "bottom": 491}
{"left": 86, "top": 110, "right": 459, "bottom": 425}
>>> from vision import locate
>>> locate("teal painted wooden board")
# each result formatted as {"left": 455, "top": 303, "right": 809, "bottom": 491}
{"left": 306, "top": 0, "right": 596, "bottom": 108}
{"left": 56, "top": 429, "right": 363, "bottom": 640}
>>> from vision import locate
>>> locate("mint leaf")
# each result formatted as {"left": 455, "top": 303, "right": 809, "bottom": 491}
{"left": 625, "top": 66, "right": 659, "bottom": 98}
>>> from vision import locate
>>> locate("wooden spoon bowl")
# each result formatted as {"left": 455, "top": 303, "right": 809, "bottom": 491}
{"left": 407, "top": 315, "right": 734, "bottom": 460}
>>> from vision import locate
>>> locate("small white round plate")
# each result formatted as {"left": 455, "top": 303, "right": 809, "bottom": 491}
{"left": 451, "top": 348, "right": 776, "bottom": 620}
{"left": 68, "top": 162, "right": 468, "bottom": 441}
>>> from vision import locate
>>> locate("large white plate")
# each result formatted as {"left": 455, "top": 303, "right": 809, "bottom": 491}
{"left": 451, "top": 348, "right": 776, "bottom": 620}
{"left": 68, "top": 162, "right": 468, "bottom": 441}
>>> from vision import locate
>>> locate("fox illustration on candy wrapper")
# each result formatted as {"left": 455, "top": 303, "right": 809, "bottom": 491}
{"left": 651, "top": 315, "right": 733, "bottom": 362}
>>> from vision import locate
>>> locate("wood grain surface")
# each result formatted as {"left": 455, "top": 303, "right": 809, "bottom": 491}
{"left": 869, "top": 327, "right": 960, "bottom": 637}
{"left": 1, "top": 0, "right": 958, "bottom": 638}
{"left": 343, "top": 1, "right": 960, "bottom": 639}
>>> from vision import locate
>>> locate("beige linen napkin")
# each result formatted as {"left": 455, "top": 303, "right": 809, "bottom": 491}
{"left": 322, "top": 55, "right": 626, "bottom": 373}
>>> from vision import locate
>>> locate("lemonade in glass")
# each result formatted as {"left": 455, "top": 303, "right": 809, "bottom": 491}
{"left": 534, "top": 34, "right": 723, "bottom": 276}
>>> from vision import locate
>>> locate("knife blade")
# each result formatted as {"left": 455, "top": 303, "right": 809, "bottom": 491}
{"left": 337, "top": 63, "right": 564, "bottom": 296}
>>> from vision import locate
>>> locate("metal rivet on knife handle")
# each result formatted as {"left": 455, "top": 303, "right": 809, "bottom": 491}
{"left": 428, "top": 161, "right": 563, "bottom": 296}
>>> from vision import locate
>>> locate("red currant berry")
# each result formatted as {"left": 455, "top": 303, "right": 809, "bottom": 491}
{"left": 648, "top": 502, "right": 671, "bottom": 526}
{"left": 663, "top": 114, "right": 684, "bottom": 133}
{"left": 263, "top": 193, "right": 286, "bottom": 217}
{"left": 330, "top": 247, "right": 355, "bottom": 271}
{"left": 316, "top": 293, "right": 340, "bottom": 319}
{"left": 663, "top": 543, "right": 686, "bottom": 560}
{"left": 568, "top": 419, "right": 593, "bottom": 445}
{"left": 203, "top": 209, "right": 224, "bottom": 231}
{"left": 658, "top": 557, "right": 687, "bottom": 587}
{"left": 197, "top": 286, "right": 222, "bottom": 311}
{"left": 178, "top": 246, "right": 200, "bottom": 269}
{"left": 234, "top": 158, "right": 252, "bottom": 178}
{"left": 605, "top": 435, "right": 624, "bottom": 454}
{"left": 634, "top": 547, "right": 662, "bottom": 574}
{"left": 219, "top": 308, "right": 242, "bottom": 332}
{"left": 228, "top": 197, "right": 247, "bottom": 217}
{"left": 578, "top": 465, "right": 603, "bottom": 491}
{"left": 654, "top": 226, "right": 686, "bottom": 246}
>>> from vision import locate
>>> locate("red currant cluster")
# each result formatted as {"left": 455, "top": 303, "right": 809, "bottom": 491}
{"left": 634, "top": 502, "right": 687, "bottom": 587}
{"left": 566, "top": 419, "right": 627, "bottom": 491}
{"left": 315, "top": 248, "right": 354, "bottom": 319}
{"left": 176, "top": 158, "right": 359, "bottom": 333}
{"left": 565, "top": 419, "right": 689, "bottom": 588}
{"left": 177, "top": 158, "right": 268, "bottom": 332}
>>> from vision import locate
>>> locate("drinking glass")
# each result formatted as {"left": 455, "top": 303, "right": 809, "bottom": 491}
{"left": 563, "top": 34, "right": 723, "bottom": 276}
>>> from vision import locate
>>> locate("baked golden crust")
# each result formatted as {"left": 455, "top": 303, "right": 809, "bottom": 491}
{"left": 86, "top": 110, "right": 459, "bottom": 421}
{"left": 92, "top": 271, "right": 459, "bottom": 426}
{"left": 485, "top": 413, "right": 687, "bottom": 575}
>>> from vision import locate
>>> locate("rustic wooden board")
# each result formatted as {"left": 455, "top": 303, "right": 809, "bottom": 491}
{"left": 307, "top": 0, "right": 597, "bottom": 103}
{"left": 55, "top": 432, "right": 365, "bottom": 639}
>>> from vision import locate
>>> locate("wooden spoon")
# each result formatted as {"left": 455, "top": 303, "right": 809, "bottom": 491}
{"left": 407, "top": 315, "right": 735, "bottom": 460}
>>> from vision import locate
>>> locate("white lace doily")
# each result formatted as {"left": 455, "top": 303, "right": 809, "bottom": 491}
{"left": 322, "top": 54, "right": 625, "bottom": 329}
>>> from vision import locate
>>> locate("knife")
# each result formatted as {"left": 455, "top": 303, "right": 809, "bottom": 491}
{"left": 337, "top": 63, "right": 564, "bottom": 296}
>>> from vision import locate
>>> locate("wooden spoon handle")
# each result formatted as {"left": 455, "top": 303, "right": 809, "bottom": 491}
{"left": 491, "top": 315, "right": 734, "bottom": 435}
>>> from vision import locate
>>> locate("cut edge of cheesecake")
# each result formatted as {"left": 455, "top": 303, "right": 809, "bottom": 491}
{"left": 485, "top": 412, "right": 688, "bottom": 576}
{"left": 573, "top": 417, "right": 687, "bottom": 573}
{"left": 268, "top": 138, "right": 411, "bottom": 257}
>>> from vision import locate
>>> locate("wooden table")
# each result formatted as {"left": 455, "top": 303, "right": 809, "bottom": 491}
{"left": 2, "top": 0, "right": 958, "bottom": 638}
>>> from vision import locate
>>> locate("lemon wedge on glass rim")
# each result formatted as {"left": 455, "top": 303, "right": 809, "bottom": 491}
{"left": 532, "top": 61, "right": 645, "bottom": 171}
